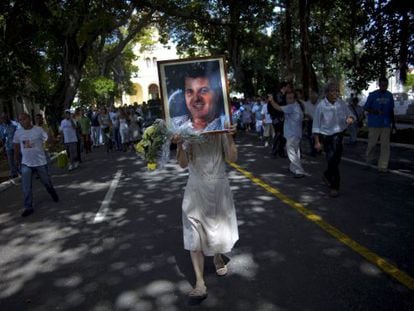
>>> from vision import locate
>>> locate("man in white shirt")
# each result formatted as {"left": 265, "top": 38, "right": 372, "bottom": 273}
{"left": 312, "top": 82, "right": 355, "bottom": 197}
{"left": 60, "top": 110, "right": 79, "bottom": 170}
{"left": 13, "top": 113, "right": 59, "bottom": 217}
{"left": 269, "top": 91, "right": 305, "bottom": 177}
{"left": 170, "top": 62, "right": 227, "bottom": 133}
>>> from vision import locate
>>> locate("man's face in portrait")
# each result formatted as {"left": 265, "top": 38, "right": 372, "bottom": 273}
{"left": 184, "top": 76, "right": 215, "bottom": 126}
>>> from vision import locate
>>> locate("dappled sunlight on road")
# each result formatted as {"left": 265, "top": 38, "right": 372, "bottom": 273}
{"left": 0, "top": 221, "right": 89, "bottom": 298}
{"left": 1, "top": 134, "right": 413, "bottom": 310}
{"left": 65, "top": 180, "right": 111, "bottom": 194}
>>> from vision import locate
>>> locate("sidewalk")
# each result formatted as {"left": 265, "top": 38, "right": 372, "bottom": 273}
{"left": 0, "top": 152, "right": 61, "bottom": 193}
{"left": 341, "top": 137, "right": 414, "bottom": 177}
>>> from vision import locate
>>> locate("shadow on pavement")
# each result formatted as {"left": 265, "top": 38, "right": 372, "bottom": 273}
{"left": 0, "top": 135, "right": 413, "bottom": 311}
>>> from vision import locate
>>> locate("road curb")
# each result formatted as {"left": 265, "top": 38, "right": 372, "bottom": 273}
{"left": 356, "top": 137, "right": 414, "bottom": 149}
{"left": 342, "top": 156, "right": 414, "bottom": 180}
{"left": 0, "top": 153, "right": 60, "bottom": 193}
{"left": 0, "top": 176, "right": 21, "bottom": 193}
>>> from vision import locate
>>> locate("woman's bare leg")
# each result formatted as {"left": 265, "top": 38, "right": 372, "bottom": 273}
{"left": 190, "top": 251, "right": 206, "bottom": 289}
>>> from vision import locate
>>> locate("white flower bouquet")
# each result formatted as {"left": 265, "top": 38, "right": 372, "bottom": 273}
{"left": 135, "top": 119, "right": 205, "bottom": 170}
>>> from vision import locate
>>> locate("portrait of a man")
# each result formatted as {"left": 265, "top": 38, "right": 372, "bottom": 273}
{"left": 158, "top": 57, "right": 231, "bottom": 133}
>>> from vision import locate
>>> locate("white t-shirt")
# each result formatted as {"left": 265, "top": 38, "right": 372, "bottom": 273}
{"left": 13, "top": 126, "right": 48, "bottom": 167}
{"left": 60, "top": 119, "right": 78, "bottom": 143}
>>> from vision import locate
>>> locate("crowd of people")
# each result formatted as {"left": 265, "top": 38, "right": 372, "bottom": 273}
{"left": 0, "top": 77, "right": 397, "bottom": 301}
{"left": 0, "top": 103, "right": 149, "bottom": 217}
{"left": 59, "top": 105, "right": 144, "bottom": 170}
{"left": 0, "top": 78, "right": 397, "bottom": 211}
{"left": 230, "top": 77, "right": 396, "bottom": 197}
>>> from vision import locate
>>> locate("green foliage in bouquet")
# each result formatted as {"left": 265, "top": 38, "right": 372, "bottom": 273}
{"left": 135, "top": 120, "right": 168, "bottom": 164}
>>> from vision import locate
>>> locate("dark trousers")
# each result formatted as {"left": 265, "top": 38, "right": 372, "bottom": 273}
{"left": 305, "top": 121, "right": 316, "bottom": 156}
{"left": 112, "top": 127, "right": 122, "bottom": 151}
{"left": 271, "top": 122, "right": 286, "bottom": 156}
{"left": 76, "top": 140, "right": 82, "bottom": 162}
{"left": 82, "top": 134, "right": 91, "bottom": 153}
{"left": 321, "top": 132, "right": 344, "bottom": 190}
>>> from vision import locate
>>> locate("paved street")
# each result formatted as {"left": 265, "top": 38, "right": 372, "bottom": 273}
{"left": 0, "top": 133, "right": 413, "bottom": 311}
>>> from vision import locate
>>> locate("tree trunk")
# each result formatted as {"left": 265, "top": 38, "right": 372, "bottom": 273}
{"left": 230, "top": 37, "right": 244, "bottom": 89}
{"left": 48, "top": 36, "right": 88, "bottom": 130}
{"left": 398, "top": 10, "right": 409, "bottom": 83}
{"left": 310, "top": 65, "right": 318, "bottom": 93}
{"left": 299, "top": 0, "right": 311, "bottom": 98}
{"left": 282, "top": 0, "right": 294, "bottom": 82}
{"left": 227, "top": 2, "right": 244, "bottom": 89}
{"left": 377, "top": 1, "right": 387, "bottom": 78}
{"left": 100, "top": 11, "right": 154, "bottom": 76}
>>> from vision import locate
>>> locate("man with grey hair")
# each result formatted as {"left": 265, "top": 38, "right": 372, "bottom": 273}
{"left": 312, "top": 81, "right": 355, "bottom": 197}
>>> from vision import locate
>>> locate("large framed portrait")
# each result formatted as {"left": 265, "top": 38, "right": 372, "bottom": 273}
{"left": 157, "top": 56, "right": 231, "bottom": 133}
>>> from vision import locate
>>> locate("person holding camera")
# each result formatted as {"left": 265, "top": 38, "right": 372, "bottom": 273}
{"left": 268, "top": 91, "right": 306, "bottom": 178}
{"left": 268, "top": 82, "right": 291, "bottom": 158}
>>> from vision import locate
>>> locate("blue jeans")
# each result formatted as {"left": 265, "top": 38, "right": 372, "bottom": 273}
{"left": 21, "top": 164, "right": 58, "bottom": 209}
{"left": 112, "top": 127, "right": 121, "bottom": 150}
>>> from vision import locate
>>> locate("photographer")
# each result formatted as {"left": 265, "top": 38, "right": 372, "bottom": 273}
{"left": 268, "top": 82, "right": 291, "bottom": 158}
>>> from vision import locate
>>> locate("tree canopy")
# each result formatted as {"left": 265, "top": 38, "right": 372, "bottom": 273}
{"left": 0, "top": 0, "right": 413, "bottom": 123}
{"left": 146, "top": 0, "right": 413, "bottom": 96}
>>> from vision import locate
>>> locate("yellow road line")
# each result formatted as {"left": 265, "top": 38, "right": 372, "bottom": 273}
{"left": 229, "top": 162, "right": 414, "bottom": 290}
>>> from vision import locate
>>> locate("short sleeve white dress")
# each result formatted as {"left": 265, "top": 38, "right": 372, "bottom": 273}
{"left": 182, "top": 134, "right": 239, "bottom": 256}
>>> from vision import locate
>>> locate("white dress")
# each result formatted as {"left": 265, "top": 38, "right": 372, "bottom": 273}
{"left": 182, "top": 134, "right": 239, "bottom": 256}
{"left": 119, "top": 118, "right": 129, "bottom": 144}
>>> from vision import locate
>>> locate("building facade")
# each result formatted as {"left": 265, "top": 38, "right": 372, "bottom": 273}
{"left": 121, "top": 30, "right": 179, "bottom": 106}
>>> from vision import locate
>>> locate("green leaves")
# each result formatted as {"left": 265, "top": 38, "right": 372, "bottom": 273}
{"left": 92, "top": 77, "right": 116, "bottom": 97}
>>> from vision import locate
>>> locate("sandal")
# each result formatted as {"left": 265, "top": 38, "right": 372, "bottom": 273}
{"left": 188, "top": 285, "right": 208, "bottom": 300}
{"left": 215, "top": 265, "right": 228, "bottom": 276}
{"left": 214, "top": 255, "right": 228, "bottom": 276}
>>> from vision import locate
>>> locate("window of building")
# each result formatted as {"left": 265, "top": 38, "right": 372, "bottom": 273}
{"left": 148, "top": 84, "right": 159, "bottom": 100}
